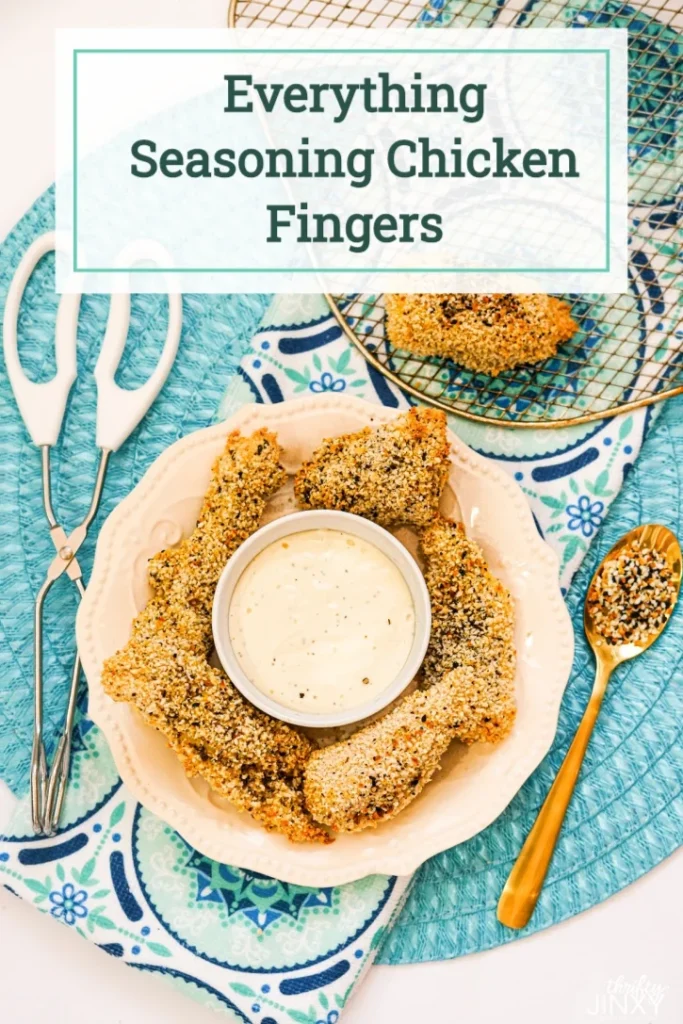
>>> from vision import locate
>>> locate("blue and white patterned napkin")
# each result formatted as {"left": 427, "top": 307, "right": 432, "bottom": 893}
{"left": 0, "top": 291, "right": 654, "bottom": 1023}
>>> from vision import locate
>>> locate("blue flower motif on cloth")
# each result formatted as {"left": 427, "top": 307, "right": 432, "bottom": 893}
{"left": 49, "top": 882, "right": 88, "bottom": 925}
{"left": 310, "top": 370, "right": 346, "bottom": 394}
{"left": 129, "top": 805, "right": 396, "bottom": 977}
{"left": 317, "top": 1011, "right": 340, "bottom": 1024}
{"left": 566, "top": 495, "right": 605, "bottom": 538}
{"left": 187, "top": 850, "right": 333, "bottom": 932}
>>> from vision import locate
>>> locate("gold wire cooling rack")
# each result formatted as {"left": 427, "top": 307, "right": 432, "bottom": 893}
{"left": 228, "top": 0, "right": 683, "bottom": 428}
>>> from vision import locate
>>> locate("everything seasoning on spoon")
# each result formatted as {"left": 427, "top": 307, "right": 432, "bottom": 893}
{"left": 587, "top": 540, "right": 677, "bottom": 646}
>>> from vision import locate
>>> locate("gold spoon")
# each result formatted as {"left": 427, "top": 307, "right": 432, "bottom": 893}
{"left": 497, "top": 523, "right": 682, "bottom": 930}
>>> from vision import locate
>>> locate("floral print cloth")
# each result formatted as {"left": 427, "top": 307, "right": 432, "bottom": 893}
{"left": 1, "top": 785, "right": 408, "bottom": 1022}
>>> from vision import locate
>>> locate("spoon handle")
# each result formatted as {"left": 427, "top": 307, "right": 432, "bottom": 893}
{"left": 497, "top": 659, "right": 612, "bottom": 929}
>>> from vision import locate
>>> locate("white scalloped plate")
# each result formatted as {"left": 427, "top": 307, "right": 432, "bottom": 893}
{"left": 76, "top": 395, "right": 574, "bottom": 885}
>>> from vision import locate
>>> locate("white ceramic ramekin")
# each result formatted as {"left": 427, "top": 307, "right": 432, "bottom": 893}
{"left": 212, "top": 509, "right": 431, "bottom": 728}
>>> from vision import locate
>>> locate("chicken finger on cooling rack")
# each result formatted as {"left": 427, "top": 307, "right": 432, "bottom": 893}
{"left": 385, "top": 293, "right": 577, "bottom": 377}
{"left": 420, "top": 516, "right": 516, "bottom": 744}
{"left": 294, "top": 407, "right": 450, "bottom": 529}
{"left": 304, "top": 667, "right": 478, "bottom": 833}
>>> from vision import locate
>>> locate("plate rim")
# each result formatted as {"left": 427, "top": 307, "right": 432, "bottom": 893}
{"left": 77, "top": 394, "right": 574, "bottom": 884}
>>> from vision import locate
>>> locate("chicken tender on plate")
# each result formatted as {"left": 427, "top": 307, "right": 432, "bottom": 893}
{"left": 148, "top": 427, "right": 287, "bottom": 618}
{"left": 102, "top": 428, "right": 330, "bottom": 844}
{"left": 303, "top": 515, "right": 516, "bottom": 833}
{"left": 294, "top": 407, "right": 450, "bottom": 529}
{"left": 304, "top": 667, "right": 477, "bottom": 832}
{"left": 104, "top": 618, "right": 329, "bottom": 843}
{"left": 420, "top": 516, "right": 516, "bottom": 743}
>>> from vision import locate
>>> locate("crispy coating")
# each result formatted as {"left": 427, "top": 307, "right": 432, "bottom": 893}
{"left": 102, "top": 429, "right": 331, "bottom": 844}
{"left": 438, "top": 664, "right": 517, "bottom": 746}
{"left": 294, "top": 407, "right": 451, "bottom": 529}
{"left": 304, "top": 668, "right": 477, "bottom": 832}
{"left": 104, "top": 619, "right": 328, "bottom": 842}
{"left": 304, "top": 516, "right": 517, "bottom": 833}
{"left": 148, "top": 428, "right": 287, "bottom": 619}
{"left": 420, "top": 516, "right": 516, "bottom": 743}
{"left": 385, "top": 293, "right": 576, "bottom": 377}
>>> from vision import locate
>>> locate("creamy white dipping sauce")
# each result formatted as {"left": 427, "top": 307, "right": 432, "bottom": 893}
{"left": 228, "top": 529, "right": 415, "bottom": 713}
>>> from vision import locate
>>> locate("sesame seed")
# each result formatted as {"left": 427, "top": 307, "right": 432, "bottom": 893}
{"left": 101, "top": 428, "right": 331, "bottom": 845}
{"left": 587, "top": 541, "right": 676, "bottom": 646}
{"left": 385, "top": 294, "right": 576, "bottom": 377}
{"left": 294, "top": 407, "right": 451, "bottom": 530}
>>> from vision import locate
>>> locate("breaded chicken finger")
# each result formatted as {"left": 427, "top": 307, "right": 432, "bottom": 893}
{"left": 102, "top": 428, "right": 330, "bottom": 843}
{"left": 385, "top": 293, "right": 576, "bottom": 377}
{"left": 420, "top": 516, "right": 516, "bottom": 743}
{"left": 305, "top": 516, "right": 517, "bottom": 833}
{"left": 304, "top": 667, "right": 477, "bottom": 832}
{"left": 294, "top": 407, "right": 450, "bottom": 529}
{"left": 104, "top": 622, "right": 329, "bottom": 843}
{"left": 148, "top": 428, "right": 287, "bottom": 615}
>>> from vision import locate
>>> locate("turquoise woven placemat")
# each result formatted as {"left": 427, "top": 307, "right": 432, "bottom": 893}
{"left": 379, "top": 395, "right": 683, "bottom": 964}
{"left": 0, "top": 187, "right": 270, "bottom": 794}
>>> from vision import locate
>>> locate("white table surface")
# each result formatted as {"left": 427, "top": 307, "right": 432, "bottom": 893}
{"left": 1, "top": 2, "right": 681, "bottom": 1022}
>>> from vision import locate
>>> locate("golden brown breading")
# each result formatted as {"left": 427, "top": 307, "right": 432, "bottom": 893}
{"left": 148, "top": 428, "right": 287, "bottom": 616}
{"left": 304, "top": 516, "right": 517, "bottom": 833}
{"left": 420, "top": 516, "right": 516, "bottom": 744}
{"left": 438, "top": 665, "right": 517, "bottom": 746}
{"left": 102, "top": 429, "right": 330, "bottom": 844}
{"left": 294, "top": 407, "right": 450, "bottom": 529}
{"left": 104, "top": 619, "right": 329, "bottom": 843}
{"left": 385, "top": 293, "right": 576, "bottom": 377}
{"left": 304, "top": 667, "right": 477, "bottom": 832}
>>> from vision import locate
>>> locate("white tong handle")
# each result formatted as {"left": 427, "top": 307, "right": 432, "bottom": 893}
{"left": 3, "top": 232, "right": 80, "bottom": 447}
{"left": 94, "top": 241, "right": 182, "bottom": 452}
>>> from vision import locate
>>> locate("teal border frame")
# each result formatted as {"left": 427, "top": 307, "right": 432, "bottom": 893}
{"left": 71, "top": 47, "right": 612, "bottom": 274}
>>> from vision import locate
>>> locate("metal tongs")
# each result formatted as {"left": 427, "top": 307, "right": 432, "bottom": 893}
{"left": 3, "top": 231, "right": 182, "bottom": 834}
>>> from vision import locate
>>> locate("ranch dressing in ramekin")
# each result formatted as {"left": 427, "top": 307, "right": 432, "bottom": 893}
{"left": 228, "top": 529, "right": 415, "bottom": 713}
